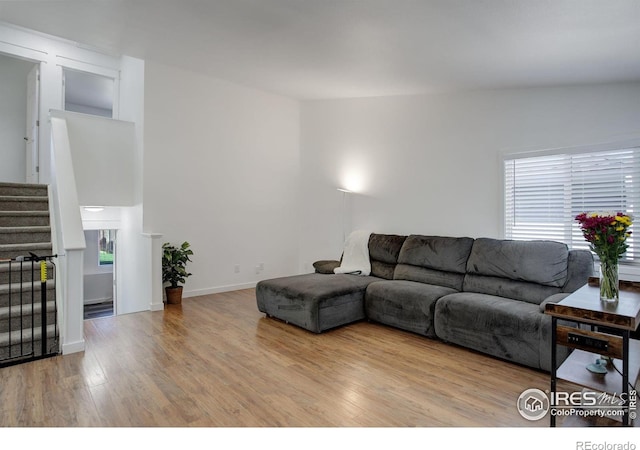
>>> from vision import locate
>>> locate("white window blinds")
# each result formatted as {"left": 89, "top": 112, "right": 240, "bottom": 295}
{"left": 504, "top": 147, "right": 640, "bottom": 263}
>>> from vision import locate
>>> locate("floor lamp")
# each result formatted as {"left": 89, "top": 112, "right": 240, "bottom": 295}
{"left": 337, "top": 188, "right": 351, "bottom": 244}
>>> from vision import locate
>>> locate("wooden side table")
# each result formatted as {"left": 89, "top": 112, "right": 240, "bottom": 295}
{"left": 545, "top": 278, "right": 640, "bottom": 427}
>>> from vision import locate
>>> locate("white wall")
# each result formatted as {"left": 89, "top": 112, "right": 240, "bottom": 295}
{"left": 299, "top": 83, "right": 640, "bottom": 271}
{"left": 143, "top": 61, "right": 300, "bottom": 296}
{"left": 0, "top": 53, "right": 33, "bottom": 183}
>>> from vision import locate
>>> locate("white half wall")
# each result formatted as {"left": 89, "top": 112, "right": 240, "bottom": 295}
{"left": 299, "top": 82, "right": 640, "bottom": 271}
{"left": 52, "top": 110, "right": 137, "bottom": 207}
{"left": 143, "top": 61, "right": 300, "bottom": 296}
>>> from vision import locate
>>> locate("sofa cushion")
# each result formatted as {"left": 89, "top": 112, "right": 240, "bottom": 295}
{"left": 398, "top": 235, "right": 475, "bottom": 273}
{"left": 394, "top": 265, "right": 467, "bottom": 291}
{"left": 433, "top": 292, "right": 560, "bottom": 371}
{"left": 394, "top": 235, "right": 474, "bottom": 290}
{"left": 365, "top": 280, "right": 457, "bottom": 337}
{"left": 466, "top": 238, "right": 569, "bottom": 288}
{"left": 369, "top": 233, "right": 407, "bottom": 280}
{"left": 462, "top": 274, "right": 562, "bottom": 305}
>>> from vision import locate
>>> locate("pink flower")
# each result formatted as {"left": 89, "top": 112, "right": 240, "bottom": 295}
{"left": 575, "top": 211, "right": 633, "bottom": 262}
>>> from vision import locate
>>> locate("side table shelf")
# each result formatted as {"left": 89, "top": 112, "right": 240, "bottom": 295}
{"left": 557, "top": 341, "right": 639, "bottom": 396}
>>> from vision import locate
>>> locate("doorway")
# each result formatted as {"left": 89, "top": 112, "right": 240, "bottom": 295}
{"left": 0, "top": 53, "right": 39, "bottom": 183}
{"left": 83, "top": 229, "right": 116, "bottom": 319}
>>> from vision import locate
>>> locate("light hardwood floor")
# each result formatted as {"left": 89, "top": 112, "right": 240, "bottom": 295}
{"left": 1, "top": 288, "right": 559, "bottom": 427}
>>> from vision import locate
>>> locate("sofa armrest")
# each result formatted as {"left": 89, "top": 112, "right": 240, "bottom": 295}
{"left": 563, "top": 250, "right": 594, "bottom": 292}
{"left": 539, "top": 293, "right": 570, "bottom": 313}
{"left": 313, "top": 260, "right": 341, "bottom": 274}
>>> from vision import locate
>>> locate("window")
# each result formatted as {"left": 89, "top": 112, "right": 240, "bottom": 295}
{"left": 63, "top": 69, "right": 114, "bottom": 118}
{"left": 504, "top": 145, "right": 640, "bottom": 263}
{"left": 98, "top": 229, "right": 115, "bottom": 266}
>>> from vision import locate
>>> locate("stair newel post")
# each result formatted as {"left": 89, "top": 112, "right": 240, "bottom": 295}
{"left": 40, "top": 259, "right": 46, "bottom": 356}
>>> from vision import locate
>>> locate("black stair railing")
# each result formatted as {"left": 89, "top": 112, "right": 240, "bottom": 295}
{"left": 0, "top": 253, "right": 59, "bottom": 368}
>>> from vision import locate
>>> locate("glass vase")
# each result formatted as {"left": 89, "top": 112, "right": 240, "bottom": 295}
{"left": 599, "top": 259, "right": 619, "bottom": 304}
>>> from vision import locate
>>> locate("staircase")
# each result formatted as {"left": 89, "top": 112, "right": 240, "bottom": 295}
{"left": 0, "top": 182, "right": 59, "bottom": 367}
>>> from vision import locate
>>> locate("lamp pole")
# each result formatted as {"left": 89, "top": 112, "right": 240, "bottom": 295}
{"left": 337, "top": 188, "right": 351, "bottom": 244}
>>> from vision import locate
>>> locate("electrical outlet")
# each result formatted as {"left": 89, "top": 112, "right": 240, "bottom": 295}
{"left": 234, "top": 264, "right": 240, "bottom": 273}
{"left": 259, "top": 262, "right": 264, "bottom": 271}
{"left": 255, "top": 265, "right": 261, "bottom": 274}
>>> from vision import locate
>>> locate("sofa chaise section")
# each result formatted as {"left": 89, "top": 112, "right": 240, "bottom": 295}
{"left": 256, "top": 273, "right": 379, "bottom": 333}
{"left": 255, "top": 233, "right": 407, "bottom": 333}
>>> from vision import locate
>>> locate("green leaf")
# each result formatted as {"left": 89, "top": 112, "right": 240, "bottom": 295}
{"left": 161, "top": 241, "right": 194, "bottom": 287}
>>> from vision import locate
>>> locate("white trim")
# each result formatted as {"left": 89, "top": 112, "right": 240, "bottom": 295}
{"left": 150, "top": 303, "right": 165, "bottom": 312}
{"left": 183, "top": 282, "right": 257, "bottom": 298}
{"left": 0, "top": 40, "right": 49, "bottom": 63}
{"left": 501, "top": 136, "right": 640, "bottom": 161}
{"left": 56, "top": 57, "right": 120, "bottom": 78}
{"left": 61, "top": 340, "right": 85, "bottom": 355}
{"left": 498, "top": 150, "right": 506, "bottom": 239}
{"left": 144, "top": 232, "right": 164, "bottom": 312}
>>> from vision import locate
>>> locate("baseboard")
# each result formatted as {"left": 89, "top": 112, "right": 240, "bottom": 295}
{"left": 62, "top": 339, "right": 85, "bottom": 355}
{"left": 149, "top": 302, "right": 164, "bottom": 311}
{"left": 183, "top": 282, "right": 257, "bottom": 298}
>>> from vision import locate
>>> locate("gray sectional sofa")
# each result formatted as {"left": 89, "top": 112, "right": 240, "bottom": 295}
{"left": 256, "top": 233, "right": 593, "bottom": 371}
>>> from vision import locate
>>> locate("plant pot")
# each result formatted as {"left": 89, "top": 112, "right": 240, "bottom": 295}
{"left": 165, "top": 286, "right": 183, "bottom": 305}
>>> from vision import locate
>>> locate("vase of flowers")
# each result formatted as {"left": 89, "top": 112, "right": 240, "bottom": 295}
{"left": 575, "top": 212, "right": 632, "bottom": 303}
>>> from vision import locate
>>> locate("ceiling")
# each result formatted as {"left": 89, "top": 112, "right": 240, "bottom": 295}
{"left": 0, "top": 0, "right": 639, "bottom": 100}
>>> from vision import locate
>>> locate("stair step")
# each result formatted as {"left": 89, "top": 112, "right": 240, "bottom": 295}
{"left": 0, "top": 279, "right": 55, "bottom": 294}
{"left": 0, "top": 226, "right": 52, "bottom": 244}
{"left": 0, "top": 303, "right": 57, "bottom": 334}
{"left": 0, "top": 338, "right": 59, "bottom": 363}
{"left": 0, "top": 261, "right": 55, "bottom": 284}
{"left": 0, "top": 300, "right": 56, "bottom": 318}
{"left": 0, "top": 196, "right": 48, "bottom": 212}
{"left": 0, "top": 280, "right": 56, "bottom": 308}
{"left": 0, "top": 182, "right": 48, "bottom": 197}
{"left": 0, "top": 211, "right": 50, "bottom": 227}
{"left": 0, "top": 324, "right": 58, "bottom": 362}
{"left": 0, "top": 242, "right": 53, "bottom": 260}
{"left": 0, "top": 323, "right": 58, "bottom": 343}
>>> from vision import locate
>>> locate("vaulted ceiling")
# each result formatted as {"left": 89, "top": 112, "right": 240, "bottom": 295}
{"left": 1, "top": 0, "right": 639, "bottom": 99}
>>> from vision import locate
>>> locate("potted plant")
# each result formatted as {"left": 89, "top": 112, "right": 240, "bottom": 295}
{"left": 162, "top": 241, "right": 193, "bottom": 304}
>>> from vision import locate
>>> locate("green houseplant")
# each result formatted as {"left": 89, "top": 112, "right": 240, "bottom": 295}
{"left": 162, "top": 241, "right": 193, "bottom": 304}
